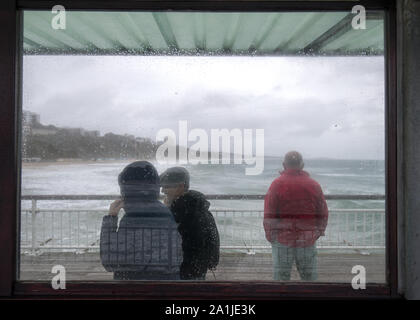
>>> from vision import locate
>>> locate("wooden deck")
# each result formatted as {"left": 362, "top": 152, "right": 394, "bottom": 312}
{"left": 19, "top": 250, "right": 386, "bottom": 283}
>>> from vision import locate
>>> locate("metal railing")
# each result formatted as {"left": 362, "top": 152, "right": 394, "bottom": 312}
{"left": 20, "top": 194, "right": 386, "bottom": 254}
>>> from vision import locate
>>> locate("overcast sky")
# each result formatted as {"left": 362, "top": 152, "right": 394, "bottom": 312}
{"left": 22, "top": 55, "right": 385, "bottom": 160}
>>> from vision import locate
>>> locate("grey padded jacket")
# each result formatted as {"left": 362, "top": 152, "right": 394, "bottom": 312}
{"left": 100, "top": 200, "right": 182, "bottom": 280}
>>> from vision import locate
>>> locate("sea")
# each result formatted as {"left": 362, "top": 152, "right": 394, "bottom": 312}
{"left": 20, "top": 157, "right": 386, "bottom": 252}
{"left": 21, "top": 157, "right": 385, "bottom": 208}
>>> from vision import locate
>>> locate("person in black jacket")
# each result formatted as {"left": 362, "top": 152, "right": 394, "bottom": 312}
{"left": 160, "top": 167, "right": 220, "bottom": 280}
{"left": 100, "top": 161, "right": 182, "bottom": 280}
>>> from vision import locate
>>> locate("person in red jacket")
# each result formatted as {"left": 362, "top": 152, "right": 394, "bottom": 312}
{"left": 263, "top": 151, "right": 328, "bottom": 281}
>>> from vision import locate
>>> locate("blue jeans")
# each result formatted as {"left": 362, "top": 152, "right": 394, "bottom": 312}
{"left": 271, "top": 241, "right": 318, "bottom": 281}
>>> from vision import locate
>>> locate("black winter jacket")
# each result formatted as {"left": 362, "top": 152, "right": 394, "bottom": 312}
{"left": 170, "top": 190, "right": 220, "bottom": 280}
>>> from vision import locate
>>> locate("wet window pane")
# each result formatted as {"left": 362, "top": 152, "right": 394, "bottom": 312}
{"left": 20, "top": 10, "right": 385, "bottom": 284}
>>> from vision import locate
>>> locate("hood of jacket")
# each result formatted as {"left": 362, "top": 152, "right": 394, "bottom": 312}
{"left": 280, "top": 168, "right": 310, "bottom": 177}
{"left": 118, "top": 161, "right": 160, "bottom": 205}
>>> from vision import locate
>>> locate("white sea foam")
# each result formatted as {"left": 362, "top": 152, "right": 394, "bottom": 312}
{"left": 20, "top": 158, "right": 386, "bottom": 252}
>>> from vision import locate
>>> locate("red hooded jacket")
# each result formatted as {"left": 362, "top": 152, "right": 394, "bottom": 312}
{"left": 263, "top": 169, "right": 328, "bottom": 248}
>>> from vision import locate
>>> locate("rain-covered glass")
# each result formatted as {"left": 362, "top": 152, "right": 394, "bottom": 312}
{"left": 20, "top": 10, "right": 386, "bottom": 283}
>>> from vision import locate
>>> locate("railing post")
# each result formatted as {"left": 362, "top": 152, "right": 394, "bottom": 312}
{"left": 31, "top": 199, "right": 37, "bottom": 254}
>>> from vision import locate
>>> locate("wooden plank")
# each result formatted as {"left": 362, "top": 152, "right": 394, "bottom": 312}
{"left": 19, "top": 251, "right": 385, "bottom": 283}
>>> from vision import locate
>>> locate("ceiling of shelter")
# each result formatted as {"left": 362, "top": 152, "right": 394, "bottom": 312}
{"left": 23, "top": 11, "right": 384, "bottom": 56}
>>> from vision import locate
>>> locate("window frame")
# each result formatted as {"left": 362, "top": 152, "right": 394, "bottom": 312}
{"left": 0, "top": 0, "right": 399, "bottom": 299}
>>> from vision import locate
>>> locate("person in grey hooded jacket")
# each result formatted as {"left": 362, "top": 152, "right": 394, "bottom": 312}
{"left": 100, "top": 161, "right": 182, "bottom": 280}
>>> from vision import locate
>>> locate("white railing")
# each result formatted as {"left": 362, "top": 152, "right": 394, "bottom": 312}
{"left": 20, "top": 195, "right": 386, "bottom": 255}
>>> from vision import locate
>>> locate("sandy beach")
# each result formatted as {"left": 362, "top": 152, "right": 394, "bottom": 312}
{"left": 21, "top": 158, "right": 149, "bottom": 168}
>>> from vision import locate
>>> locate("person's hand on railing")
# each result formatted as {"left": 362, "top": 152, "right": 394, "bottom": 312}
{"left": 108, "top": 199, "right": 124, "bottom": 216}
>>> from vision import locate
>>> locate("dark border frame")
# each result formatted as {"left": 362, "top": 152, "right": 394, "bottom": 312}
{"left": 0, "top": 0, "right": 399, "bottom": 299}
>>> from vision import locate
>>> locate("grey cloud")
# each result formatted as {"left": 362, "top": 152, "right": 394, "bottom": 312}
{"left": 23, "top": 55, "right": 385, "bottom": 159}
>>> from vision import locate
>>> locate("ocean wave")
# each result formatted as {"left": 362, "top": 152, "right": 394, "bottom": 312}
{"left": 317, "top": 173, "right": 384, "bottom": 178}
